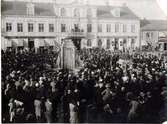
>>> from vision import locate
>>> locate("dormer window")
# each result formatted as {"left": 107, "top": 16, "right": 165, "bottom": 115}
{"left": 74, "top": 8, "right": 80, "bottom": 17}
{"left": 131, "top": 24, "right": 135, "bottom": 33}
{"left": 27, "top": 3, "right": 35, "bottom": 16}
{"left": 111, "top": 8, "right": 121, "bottom": 17}
{"left": 61, "top": 8, "right": 66, "bottom": 17}
{"left": 87, "top": 8, "right": 92, "bottom": 18}
{"left": 115, "top": 23, "right": 119, "bottom": 32}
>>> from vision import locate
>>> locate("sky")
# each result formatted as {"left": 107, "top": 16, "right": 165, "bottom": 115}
{"left": 157, "top": 0, "right": 167, "bottom": 16}
{"left": 3, "top": 0, "right": 167, "bottom": 20}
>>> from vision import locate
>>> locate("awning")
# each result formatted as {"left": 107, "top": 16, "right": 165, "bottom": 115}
{"left": 10, "top": 39, "right": 23, "bottom": 47}
{"left": 2, "top": 38, "right": 12, "bottom": 48}
{"left": 159, "top": 32, "right": 167, "bottom": 37}
{"left": 23, "top": 39, "right": 28, "bottom": 47}
{"left": 12, "top": 39, "right": 17, "bottom": 47}
{"left": 17, "top": 39, "right": 24, "bottom": 46}
{"left": 7, "top": 39, "right": 12, "bottom": 47}
{"left": 38, "top": 39, "right": 45, "bottom": 46}
{"left": 1, "top": 37, "right": 5, "bottom": 49}
{"left": 159, "top": 37, "right": 167, "bottom": 42}
{"left": 44, "top": 39, "right": 55, "bottom": 46}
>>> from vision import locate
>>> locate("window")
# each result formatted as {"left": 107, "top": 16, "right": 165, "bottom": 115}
{"left": 112, "top": 41, "right": 115, "bottom": 46}
{"left": 115, "top": 23, "right": 119, "bottom": 32}
{"left": 151, "top": 32, "right": 154, "bottom": 39}
{"left": 74, "top": 8, "right": 80, "bottom": 17}
{"left": 131, "top": 38, "right": 135, "bottom": 48}
{"left": 114, "top": 38, "right": 119, "bottom": 50}
{"left": 120, "top": 41, "right": 123, "bottom": 46}
{"left": 123, "top": 39, "right": 127, "bottom": 52}
{"left": 39, "top": 23, "right": 44, "bottom": 32}
{"left": 6, "top": 23, "right": 12, "bottom": 32}
{"left": 61, "top": 8, "right": 66, "bottom": 17}
{"left": 98, "top": 39, "right": 102, "bottom": 47}
{"left": 146, "top": 32, "right": 150, "bottom": 38}
{"left": 106, "top": 24, "right": 111, "bottom": 32}
{"left": 61, "top": 24, "right": 66, "bottom": 32}
{"left": 113, "top": 8, "right": 120, "bottom": 17}
{"left": 28, "top": 23, "right": 33, "bottom": 32}
{"left": 39, "top": 46, "right": 44, "bottom": 54}
{"left": 123, "top": 24, "right": 127, "bottom": 32}
{"left": 106, "top": 39, "right": 110, "bottom": 49}
{"left": 74, "top": 24, "right": 79, "bottom": 32}
{"left": 87, "top": 24, "right": 92, "bottom": 32}
{"left": 17, "top": 23, "right": 23, "bottom": 32}
{"left": 49, "top": 24, "right": 54, "bottom": 32}
{"left": 131, "top": 24, "right": 135, "bottom": 33}
{"left": 87, "top": 39, "right": 92, "bottom": 47}
{"left": 87, "top": 8, "right": 92, "bottom": 18}
{"left": 164, "top": 43, "right": 167, "bottom": 50}
{"left": 27, "top": 3, "right": 34, "bottom": 16}
{"left": 98, "top": 24, "right": 102, "bottom": 32}
{"left": 123, "top": 39, "right": 127, "bottom": 44}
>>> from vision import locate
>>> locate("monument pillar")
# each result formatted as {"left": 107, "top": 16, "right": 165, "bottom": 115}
{"left": 61, "top": 39, "right": 75, "bottom": 70}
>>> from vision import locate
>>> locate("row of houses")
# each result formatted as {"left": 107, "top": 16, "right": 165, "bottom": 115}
{"left": 1, "top": 0, "right": 167, "bottom": 52}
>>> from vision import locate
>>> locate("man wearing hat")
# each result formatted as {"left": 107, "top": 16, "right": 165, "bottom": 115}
{"left": 102, "top": 83, "right": 112, "bottom": 105}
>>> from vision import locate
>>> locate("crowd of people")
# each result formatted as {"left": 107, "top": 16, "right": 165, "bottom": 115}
{"left": 2, "top": 48, "right": 167, "bottom": 123}
{"left": 2, "top": 48, "right": 59, "bottom": 78}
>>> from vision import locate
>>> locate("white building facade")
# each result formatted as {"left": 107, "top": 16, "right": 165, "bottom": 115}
{"left": 1, "top": 1, "right": 140, "bottom": 52}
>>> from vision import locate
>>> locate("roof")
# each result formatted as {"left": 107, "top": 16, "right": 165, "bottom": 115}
{"left": 2, "top": 1, "right": 56, "bottom": 16}
{"left": 96, "top": 6, "right": 139, "bottom": 19}
{"left": 2, "top": 1, "right": 139, "bottom": 20}
{"left": 141, "top": 20, "right": 167, "bottom": 31}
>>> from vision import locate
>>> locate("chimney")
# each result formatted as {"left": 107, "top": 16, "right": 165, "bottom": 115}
{"left": 27, "top": 2, "right": 35, "bottom": 16}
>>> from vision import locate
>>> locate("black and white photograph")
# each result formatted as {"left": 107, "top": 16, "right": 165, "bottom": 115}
{"left": 1, "top": 0, "right": 167, "bottom": 123}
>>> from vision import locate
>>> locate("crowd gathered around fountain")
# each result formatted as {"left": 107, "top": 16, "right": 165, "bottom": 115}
{"left": 2, "top": 48, "right": 167, "bottom": 123}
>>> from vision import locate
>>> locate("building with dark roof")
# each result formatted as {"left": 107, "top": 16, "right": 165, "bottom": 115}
{"left": 1, "top": 0, "right": 140, "bottom": 52}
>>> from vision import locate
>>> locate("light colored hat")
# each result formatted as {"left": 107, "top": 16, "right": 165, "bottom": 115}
{"left": 17, "top": 70, "right": 21, "bottom": 74}
{"left": 74, "top": 89, "right": 79, "bottom": 93}
{"left": 39, "top": 77, "right": 43, "bottom": 81}
{"left": 39, "top": 80, "right": 43, "bottom": 85}
{"left": 122, "top": 76, "right": 128, "bottom": 82}
{"left": 35, "top": 83, "right": 39, "bottom": 87}
{"left": 99, "top": 78, "right": 103, "bottom": 82}
{"left": 25, "top": 80, "right": 29, "bottom": 86}
{"left": 15, "top": 81, "right": 20, "bottom": 87}
{"left": 105, "top": 83, "right": 111, "bottom": 88}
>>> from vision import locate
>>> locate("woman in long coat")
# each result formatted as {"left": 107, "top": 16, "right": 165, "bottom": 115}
{"left": 69, "top": 100, "right": 79, "bottom": 123}
{"left": 126, "top": 92, "right": 140, "bottom": 122}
